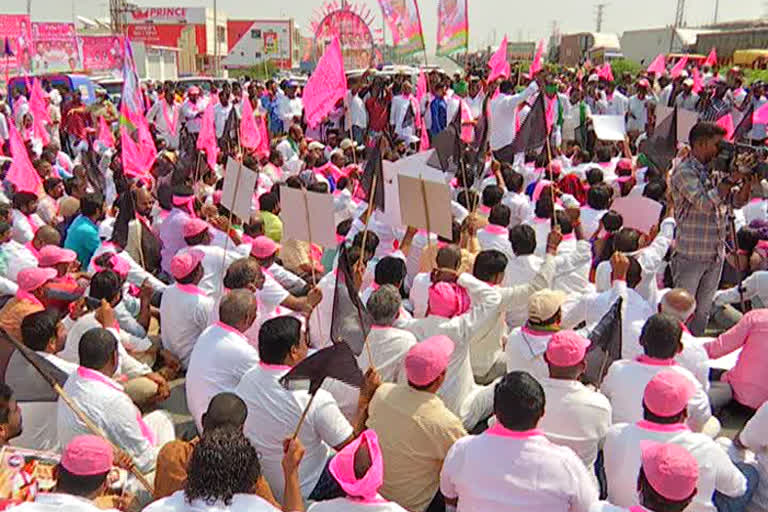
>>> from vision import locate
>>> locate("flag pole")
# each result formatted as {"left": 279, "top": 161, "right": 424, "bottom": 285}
{"left": 419, "top": 175, "right": 435, "bottom": 264}
{"left": 301, "top": 188, "right": 318, "bottom": 286}
{"left": 291, "top": 390, "right": 319, "bottom": 439}
{"left": 544, "top": 110, "right": 557, "bottom": 229}
{"left": 356, "top": 171, "right": 378, "bottom": 270}
{"left": 0, "top": 331, "right": 154, "bottom": 493}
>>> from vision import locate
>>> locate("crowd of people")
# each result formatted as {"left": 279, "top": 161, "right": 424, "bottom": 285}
{"left": 0, "top": 51, "right": 765, "bottom": 512}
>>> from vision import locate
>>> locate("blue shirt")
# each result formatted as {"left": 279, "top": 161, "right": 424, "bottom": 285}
{"left": 64, "top": 215, "right": 101, "bottom": 268}
{"left": 430, "top": 96, "right": 448, "bottom": 136}
{"left": 262, "top": 95, "right": 283, "bottom": 135}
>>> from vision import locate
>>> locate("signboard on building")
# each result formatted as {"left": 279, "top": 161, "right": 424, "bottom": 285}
{"left": 225, "top": 19, "right": 293, "bottom": 69}
{"left": 78, "top": 35, "right": 125, "bottom": 75}
{"left": 31, "top": 22, "right": 80, "bottom": 73}
{"left": 126, "top": 7, "right": 206, "bottom": 25}
{"left": 0, "top": 14, "right": 32, "bottom": 74}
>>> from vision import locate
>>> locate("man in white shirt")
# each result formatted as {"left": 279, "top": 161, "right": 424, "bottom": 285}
{"left": 363, "top": 285, "right": 417, "bottom": 382}
{"left": 627, "top": 79, "right": 654, "bottom": 135}
{"left": 277, "top": 81, "right": 303, "bottom": 129}
{"left": 499, "top": 168, "right": 533, "bottom": 227}
{"left": 0, "top": 221, "right": 42, "bottom": 283}
{"left": 477, "top": 205, "right": 514, "bottom": 260}
{"left": 11, "top": 192, "right": 45, "bottom": 245}
{"left": 160, "top": 250, "right": 215, "bottom": 368}
{"left": 186, "top": 289, "right": 260, "bottom": 432}
{"left": 465, "top": 77, "right": 486, "bottom": 120}
{"left": 57, "top": 328, "right": 175, "bottom": 475}
{"left": 580, "top": 185, "right": 611, "bottom": 239}
{"left": 236, "top": 315, "right": 379, "bottom": 502}
{"left": 489, "top": 79, "right": 539, "bottom": 152}
{"left": 440, "top": 371, "right": 599, "bottom": 512}
{"left": 147, "top": 85, "right": 180, "bottom": 149}
{"left": 539, "top": 330, "right": 612, "bottom": 484}
{"left": 675, "top": 80, "right": 700, "bottom": 111}
{"left": 601, "top": 313, "right": 716, "bottom": 435}
{"left": 597, "top": 83, "right": 629, "bottom": 116}
{"left": 181, "top": 86, "right": 207, "bottom": 135}
{"left": 603, "top": 371, "right": 748, "bottom": 512}
{"left": 181, "top": 218, "right": 248, "bottom": 296}
{"left": 345, "top": 80, "right": 368, "bottom": 145}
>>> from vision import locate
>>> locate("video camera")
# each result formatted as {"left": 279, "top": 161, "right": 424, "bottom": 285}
{"left": 713, "top": 141, "right": 768, "bottom": 179}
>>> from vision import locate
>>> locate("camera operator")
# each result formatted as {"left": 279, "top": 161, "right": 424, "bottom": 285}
{"left": 670, "top": 122, "right": 756, "bottom": 335}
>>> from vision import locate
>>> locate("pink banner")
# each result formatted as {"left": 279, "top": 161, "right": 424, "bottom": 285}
{"left": 378, "top": 0, "right": 424, "bottom": 56}
{"left": 0, "top": 14, "right": 32, "bottom": 75}
{"left": 31, "top": 22, "right": 79, "bottom": 73}
{"left": 436, "top": 0, "right": 468, "bottom": 56}
{"left": 78, "top": 35, "right": 125, "bottom": 74}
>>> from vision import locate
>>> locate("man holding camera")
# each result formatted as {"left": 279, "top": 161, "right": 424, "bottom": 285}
{"left": 670, "top": 122, "right": 756, "bottom": 336}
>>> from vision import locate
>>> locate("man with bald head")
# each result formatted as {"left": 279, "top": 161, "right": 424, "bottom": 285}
{"left": 660, "top": 289, "right": 711, "bottom": 393}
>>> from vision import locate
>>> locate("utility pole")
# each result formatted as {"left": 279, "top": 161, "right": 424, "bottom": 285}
{"left": 713, "top": 0, "right": 719, "bottom": 24}
{"left": 595, "top": 3, "right": 607, "bottom": 32}
{"left": 670, "top": 0, "right": 686, "bottom": 52}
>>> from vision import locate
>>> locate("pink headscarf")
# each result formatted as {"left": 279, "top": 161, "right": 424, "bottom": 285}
{"left": 428, "top": 281, "right": 471, "bottom": 318}
{"left": 172, "top": 194, "right": 196, "bottom": 217}
{"left": 328, "top": 429, "right": 384, "bottom": 501}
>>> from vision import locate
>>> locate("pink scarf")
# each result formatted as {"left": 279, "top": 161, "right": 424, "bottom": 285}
{"left": 162, "top": 102, "right": 178, "bottom": 134}
{"left": 172, "top": 195, "right": 196, "bottom": 217}
{"left": 16, "top": 290, "right": 43, "bottom": 308}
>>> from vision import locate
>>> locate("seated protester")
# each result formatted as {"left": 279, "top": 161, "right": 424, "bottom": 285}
{"left": 60, "top": 271, "right": 173, "bottom": 407}
{"left": 11, "top": 436, "right": 119, "bottom": 512}
{"left": 0, "top": 384, "right": 22, "bottom": 448}
{"left": 506, "top": 289, "right": 566, "bottom": 381}
{"left": 592, "top": 210, "right": 624, "bottom": 268}
{"left": 10, "top": 191, "right": 45, "bottom": 245}
{"left": 585, "top": 166, "right": 605, "bottom": 189}
{"left": 478, "top": 185, "right": 504, "bottom": 218}
{"left": 562, "top": 253, "right": 654, "bottom": 359}
{"left": 259, "top": 191, "right": 283, "bottom": 243}
{"left": 738, "top": 402, "right": 768, "bottom": 512}
{"left": 524, "top": 192, "right": 557, "bottom": 257}
{"left": 249, "top": 235, "right": 307, "bottom": 297}
{"left": 366, "top": 336, "right": 467, "bottom": 512}
{"left": 158, "top": 185, "right": 201, "bottom": 275}
{"left": 235, "top": 316, "right": 380, "bottom": 503}
{"left": 37, "top": 177, "right": 65, "bottom": 226}
{"left": 361, "top": 285, "right": 417, "bottom": 382}
{"left": 550, "top": 210, "right": 594, "bottom": 296}
{"left": 476, "top": 204, "right": 514, "bottom": 260}
{"left": 499, "top": 167, "right": 533, "bottom": 227}
{"left": 603, "top": 371, "right": 750, "bottom": 512}
{"left": 112, "top": 185, "right": 163, "bottom": 277}
{"left": 64, "top": 192, "right": 106, "bottom": 268}
{"left": 181, "top": 218, "right": 249, "bottom": 296}
{"left": 212, "top": 258, "right": 266, "bottom": 327}
{"left": 144, "top": 428, "right": 303, "bottom": 512}
{"left": 703, "top": 309, "right": 768, "bottom": 410}
{"left": 398, "top": 230, "right": 563, "bottom": 431}
{"left": 0, "top": 267, "right": 57, "bottom": 341}
{"left": 360, "top": 256, "right": 411, "bottom": 319}
{"left": 592, "top": 442, "right": 700, "bottom": 512}
{"left": 186, "top": 289, "right": 260, "bottom": 432}
{"left": 539, "top": 331, "right": 612, "bottom": 487}
{"left": 658, "top": 289, "right": 712, "bottom": 392}
{"left": 10, "top": 311, "right": 78, "bottom": 451}
{"left": 601, "top": 314, "right": 717, "bottom": 435}
{"left": 160, "top": 250, "right": 215, "bottom": 368}
{"left": 0, "top": 221, "right": 56, "bottom": 287}
{"left": 614, "top": 158, "right": 637, "bottom": 198}
{"left": 57, "top": 328, "right": 175, "bottom": 477}
{"left": 440, "top": 371, "right": 598, "bottom": 512}
{"left": 38, "top": 245, "right": 87, "bottom": 314}
{"left": 581, "top": 184, "right": 612, "bottom": 242}
{"left": 89, "top": 224, "right": 166, "bottom": 294}
{"left": 411, "top": 245, "right": 463, "bottom": 319}
{"left": 594, "top": 215, "right": 676, "bottom": 310}
{"left": 154, "top": 393, "right": 279, "bottom": 506}
{"left": 307, "top": 430, "right": 408, "bottom": 512}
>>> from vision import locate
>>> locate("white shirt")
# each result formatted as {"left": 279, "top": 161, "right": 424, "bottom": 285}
{"left": 390, "top": 94, "right": 417, "bottom": 141}
{"left": 440, "top": 427, "right": 599, "bottom": 512}
{"left": 181, "top": 98, "right": 208, "bottom": 134}
{"left": 740, "top": 402, "right": 768, "bottom": 512}
{"left": 308, "top": 497, "right": 407, "bottom": 512}
{"left": 505, "top": 327, "right": 554, "bottom": 381}
{"left": 477, "top": 224, "right": 514, "bottom": 260}
{"left": 186, "top": 322, "right": 261, "bottom": 432}
{"left": 409, "top": 272, "right": 431, "bottom": 319}
{"left": 89, "top": 242, "right": 166, "bottom": 292}
{"left": 345, "top": 90, "right": 368, "bottom": 130}
{"left": 538, "top": 378, "right": 612, "bottom": 486}
{"left": 213, "top": 102, "right": 233, "bottom": 139}
{"left": 675, "top": 91, "right": 700, "bottom": 111}
{"left": 601, "top": 358, "right": 712, "bottom": 432}
{"left": 185, "top": 243, "right": 249, "bottom": 296}
{"left": 604, "top": 421, "right": 747, "bottom": 512}
{"left": 675, "top": 330, "right": 712, "bottom": 391}
{"left": 466, "top": 92, "right": 486, "bottom": 119}
{"left": 11, "top": 209, "right": 44, "bottom": 245}
{"left": 11, "top": 492, "right": 107, "bottom": 512}
{"left": 147, "top": 101, "right": 180, "bottom": 148}
{"left": 627, "top": 95, "right": 653, "bottom": 133}
{"left": 523, "top": 217, "right": 553, "bottom": 257}
{"left": 308, "top": 272, "right": 337, "bottom": 348}
{"left": 489, "top": 82, "right": 539, "bottom": 150}
{"left": 236, "top": 364, "right": 353, "bottom": 503}
{"left": 159, "top": 283, "right": 215, "bottom": 368}
{"left": 580, "top": 207, "right": 607, "bottom": 240}
{"left": 552, "top": 238, "right": 594, "bottom": 297}
{"left": 0, "top": 239, "right": 38, "bottom": 281}
{"left": 277, "top": 95, "right": 303, "bottom": 125}
{"left": 502, "top": 192, "right": 533, "bottom": 227}
{"left": 597, "top": 91, "right": 628, "bottom": 116}
{"left": 144, "top": 491, "right": 280, "bottom": 512}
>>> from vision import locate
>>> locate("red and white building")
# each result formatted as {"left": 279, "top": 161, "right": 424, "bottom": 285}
{"left": 224, "top": 19, "right": 299, "bottom": 70}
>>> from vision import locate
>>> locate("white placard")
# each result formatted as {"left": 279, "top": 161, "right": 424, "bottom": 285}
{"left": 222, "top": 159, "right": 259, "bottom": 221}
{"left": 396, "top": 150, "right": 453, "bottom": 239}
{"left": 592, "top": 115, "right": 627, "bottom": 141}
{"left": 611, "top": 196, "right": 663, "bottom": 234}
{"left": 279, "top": 186, "right": 337, "bottom": 248}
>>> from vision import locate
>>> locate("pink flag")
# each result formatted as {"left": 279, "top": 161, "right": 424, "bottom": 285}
{"left": 120, "top": 103, "right": 156, "bottom": 178}
{"left": 416, "top": 71, "right": 430, "bottom": 151}
{"left": 753, "top": 102, "right": 768, "bottom": 125}
{"left": 704, "top": 48, "right": 717, "bottom": 68}
{"left": 691, "top": 68, "right": 704, "bottom": 94}
{"left": 97, "top": 116, "right": 115, "bottom": 149}
{"left": 647, "top": 54, "right": 666, "bottom": 75}
{"left": 135, "top": 111, "right": 158, "bottom": 172}
{"left": 416, "top": 70, "right": 428, "bottom": 101}
{"left": 419, "top": 121, "right": 430, "bottom": 151}
{"left": 529, "top": 39, "right": 544, "bottom": 77}
{"left": 599, "top": 62, "right": 614, "bottom": 82}
{"left": 670, "top": 56, "right": 689, "bottom": 78}
{"left": 7, "top": 123, "right": 42, "bottom": 194}
{"left": 29, "top": 79, "right": 51, "bottom": 124}
{"left": 716, "top": 114, "right": 735, "bottom": 142}
{"left": 255, "top": 115, "right": 270, "bottom": 158}
{"left": 239, "top": 96, "right": 262, "bottom": 150}
{"left": 120, "top": 125, "right": 144, "bottom": 178}
{"left": 303, "top": 37, "right": 347, "bottom": 128}
{"left": 459, "top": 100, "right": 473, "bottom": 143}
{"left": 545, "top": 96, "right": 557, "bottom": 132}
{"left": 487, "top": 35, "right": 510, "bottom": 82}
{"left": 196, "top": 102, "right": 219, "bottom": 170}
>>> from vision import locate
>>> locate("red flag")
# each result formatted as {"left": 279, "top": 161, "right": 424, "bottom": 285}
{"left": 691, "top": 68, "right": 704, "bottom": 94}
{"left": 304, "top": 37, "right": 347, "bottom": 128}
{"left": 670, "top": 56, "right": 689, "bottom": 78}
{"left": 717, "top": 113, "right": 735, "bottom": 142}
{"left": 239, "top": 96, "right": 262, "bottom": 150}
{"left": 97, "top": 116, "right": 115, "bottom": 149}
{"left": 704, "top": 48, "right": 717, "bottom": 68}
{"left": 647, "top": 54, "right": 666, "bottom": 75}
{"left": 487, "top": 35, "right": 510, "bottom": 82}
{"left": 7, "top": 123, "right": 42, "bottom": 194}
{"left": 529, "top": 39, "right": 544, "bottom": 77}
{"left": 197, "top": 102, "right": 219, "bottom": 170}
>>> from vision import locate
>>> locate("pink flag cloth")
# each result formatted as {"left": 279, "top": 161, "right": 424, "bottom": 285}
{"left": 417, "top": 70, "right": 428, "bottom": 101}
{"left": 545, "top": 96, "right": 557, "bottom": 132}
{"left": 32, "top": 115, "right": 51, "bottom": 146}
{"left": 197, "top": 102, "right": 219, "bottom": 170}
{"left": 529, "top": 39, "right": 544, "bottom": 77}
{"left": 303, "top": 37, "right": 347, "bottom": 128}
{"left": 240, "top": 97, "right": 262, "bottom": 150}
{"left": 599, "top": 62, "right": 614, "bottom": 82}
{"left": 670, "top": 56, "right": 689, "bottom": 78}
{"left": 704, "top": 48, "right": 718, "bottom": 67}
{"left": 255, "top": 115, "right": 270, "bottom": 158}
{"left": 753, "top": 102, "right": 768, "bottom": 125}
{"left": 120, "top": 125, "right": 144, "bottom": 178}
{"left": 419, "top": 121, "right": 430, "bottom": 151}
{"left": 416, "top": 72, "right": 430, "bottom": 151}
{"left": 97, "top": 116, "right": 116, "bottom": 149}
{"left": 488, "top": 35, "right": 510, "bottom": 82}
{"left": 691, "top": 68, "right": 704, "bottom": 94}
{"left": 460, "top": 99, "right": 473, "bottom": 143}
{"left": 120, "top": 103, "right": 156, "bottom": 178}
{"left": 7, "top": 123, "right": 43, "bottom": 194}
{"left": 29, "top": 79, "right": 51, "bottom": 124}
{"left": 647, "top": 54, "right": 667, "bottom": 75}
{"left": 717, "top": 114, "right": 735, "bottom": 142}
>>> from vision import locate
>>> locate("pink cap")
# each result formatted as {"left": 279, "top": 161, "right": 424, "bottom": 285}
{"left": 250, "top": 235, "right": 280, "bottom": 259}
{"left": 640, "top": 441, "right": 698, "bottom": 501}
{"left": 187, "top": 86, "right": 200, "bottom": 95}
{"left": 328, "top": 429, "right": 383, "bottom": 500}
{"left": 60, "top": 435, "right": 113, "bottom": 476}
{"left": 17, "top": 267, "right": 57, "bottom": 292}
{"left": 545, "top": 330, "right": 591, "bottom": 367}
{"left": 643, "top": 370, "right": 696, "bottom": 417}
{"left": 170, "top": 249, "right": 204, "bottom": 280}
{"left": 183, "top": 218, "right": 210, "bottom": 239}
{"left": 405, "top": 335, "right": 454, "bottom": 386}
{"left": 548, "top": 160, "right": 563, "bottom": 175}
{"left": 638, "top": 79, "right": 651, "bottom": 89}
{"left": 617, "top": 158, "right": 633, "bottom": 172}
{"left": 428, "top": 282, "right": 470, "bottom": 318}
{"left": 93, "top": 254, "right": 130, "bottom": 279}
{"left": 38, "top": 246, "right": 77, "bottom": 267}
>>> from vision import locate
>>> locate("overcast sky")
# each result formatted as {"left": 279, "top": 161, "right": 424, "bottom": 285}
{"left": 2, "top": 0, "right": 763, "bottom": 51}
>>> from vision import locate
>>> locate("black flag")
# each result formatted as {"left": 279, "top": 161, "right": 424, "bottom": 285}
{"left": 330, "top": 244, "right": 373, "bottom": 356}
{"left": 494, "top": 93, "right": 548, "bottom": 163}
{"left": 644, "top": 107, "right": 678, "bottom": 173}
{"left": 427, "top": 110, "right": 462, "bottom": 173}
{"left": 280, "top": 341, "right": 364, "bottom": 394}
{"left": 361, "top": 139, "right": 386, "bottom": 212}
{"left": 584, "top": 297, "right": 623, "bottom": 386}
{"left": 0, "top": 330, "right": 68, "bottom": 402}
{"left": 733, "top": 103, "right": 755, "bottom": 143}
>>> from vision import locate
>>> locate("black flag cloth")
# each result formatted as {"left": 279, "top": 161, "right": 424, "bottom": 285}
{"left": 427, "top": 110, "right": 462, "bottom": 173}
{"left": 0, "top": 329, "right": 68, "bottom": 402}
{"left": 644, "top": 107, "right": 678, "bottom": 173}
{"left": 361, "top": 140, "right": 385, "bottom": 212}
{"left": 494, "top": 93, "right": 548, "bottom": 163}
{"left": 584, "top": 297, "right": 623, "bottom": 386}
{"left": 733, "top": 103, "right": 755, "bottom": 143}
{"left": 330, "top": 244, "right": 373, "bottom": 356}
{"left": 280, "top": 342, "right": 364, "bottom": 394}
